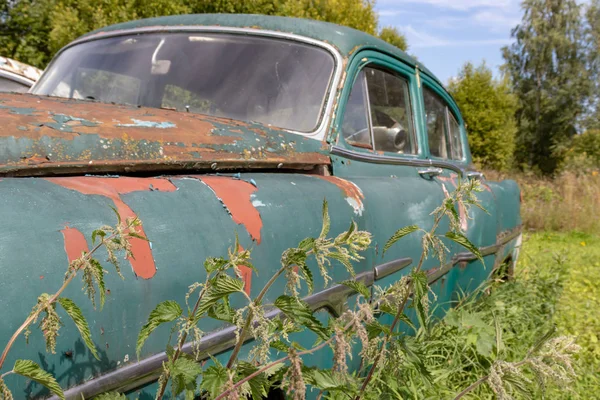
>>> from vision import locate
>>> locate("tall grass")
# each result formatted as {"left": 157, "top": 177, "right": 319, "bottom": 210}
{"left": 485, "top": 170, "right": 600, "bottom": 234}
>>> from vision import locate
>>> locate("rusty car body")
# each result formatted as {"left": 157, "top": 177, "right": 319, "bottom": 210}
{"left": 0, "top": 56, "right": 42, "bottom": 93}
{"left": 0, "top": 14, "right": 522, "bottom": 399}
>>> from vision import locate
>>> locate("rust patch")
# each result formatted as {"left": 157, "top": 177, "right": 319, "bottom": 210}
{"left": 199, "top": 176, "right": 262, "bottom": 243}
{"left": 315, "top": 176, "right": 365, "bottom": 216}
{"left": 61, "top": 227, "right": 90, "bottom": 263}
{"left": 0, "top": 93, "right": 330, "bottom": 176}
{"left": 47, "top": 177, "right": 177, "bottom": 279}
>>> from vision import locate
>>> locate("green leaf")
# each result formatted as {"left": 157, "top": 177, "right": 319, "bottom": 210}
{"left": 237, "top": 361, "right": 269, "bottom": 400}
{"left": 200, "top": 362, "right": 229, "bottom": 398}
{"left": 89, "top": 259, "right": 106, "bottom": 309}
{"left": 411, "top": 270, "right": 429, "bottom": 334}
{"left": 445, "top": 232, "right": 483, "bottom": 262}
{"left": 340, "top": 279, "right": 370, "bottom": 299}
{"left": 274, "top": 295, "right": 329, "bottom": 340}
{"left": 57, "top": 297, "right": 99, "bottom": 360}
{"left": 91, "top": 229, "right": 106, "bottom": 245}
{"left": 528, "top": 325, "right": 557, "bottom": 356}
{"left": 298, "top": 237, "right": 316, "bottom": 252}
{"left": 136, "top": 300, "right": 182, "bottom": 358}
{"left": 337, "top": 220, "right": 357, "bottom": 244}
{"left": 303, "top": 368, "right": 355, "bottom": 394}
{"left": 204, "top": 257, "right": 228, "bottom": 274}
{"left": 383, "top": 225, "right": 419, "bottom": 254}
{"left": 270, "top": 340, "right": 289, "bottom": 352}
{"left": 208, "top": 298, "right": 236, "bottom": 323}
{"left": 319, "top": 199, "right": 330, "bottom": 238}
{"left": 13, "top": 360, "right": 64, "bottom": 400}
{"left": 109, "top": 206, "right": 121, "bottom": 224}
{"left": 196, "top": 274, "right": 244, "bottom": 318}
{"left": 296, "top": 262, "right": 314, "bottom": 294}
{"left": 127, "top": 231, "right": 148, "bottom": 241}
{"left": 171, "top": 356, "right": 202, "bottom": 397}
{"left": 327, "top": 252, "right": 355, "bottom": 275}
{"left": 93, "top": 392, "right": 127, "bottom": 400}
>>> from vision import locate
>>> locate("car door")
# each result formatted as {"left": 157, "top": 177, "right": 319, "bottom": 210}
{"left": 419, "top": 76, "right": 499, "bottom": 300}
{"left": 328, "top": 51, "right": 458, "bottom": 325}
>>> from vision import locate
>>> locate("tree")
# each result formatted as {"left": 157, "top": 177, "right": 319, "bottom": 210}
{"left": 502, "top": 0, "right": 592, "bottom": 174}
{"left": 583, "top": 0, "right": 600, "bottom": 130}
{"left": 0, "top": 0, "right": 381, "bottom": 68}
{"left": 378, "top": 26, "right": 408, "bottom": 51}
{"left": 448, "top": 62, "right": 517, "bottom": 171}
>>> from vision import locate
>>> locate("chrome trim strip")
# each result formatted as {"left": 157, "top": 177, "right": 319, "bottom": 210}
{"left": 33, "top": 26, "right": 344, "bottom": 142}
{"left": 0, "top": 70, "right": 35, "bottom": 87}
{"left": 54, "top": 227, "right": 522, "bottom": 399}
{"left": 374, "top": 257, "right": 412, "bottom": 280}
{"left": 330, "top": 145, "right": 465, "bottom": 175}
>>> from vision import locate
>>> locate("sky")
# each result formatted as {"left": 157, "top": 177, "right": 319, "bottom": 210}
{"left": 374, "top": 0, "right": 524, "bottom": 84}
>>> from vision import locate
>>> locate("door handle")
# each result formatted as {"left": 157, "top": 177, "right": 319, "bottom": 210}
{"left": 466, "top": 170, "right": 485, "bottom": 180}
{"left": 418, "top": 167, "right": 443, "bottom": 179}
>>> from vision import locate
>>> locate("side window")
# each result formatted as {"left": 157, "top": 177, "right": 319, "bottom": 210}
{"left": 341, "top": 70, "right": 372, "bottom": 149}
{"left": 341, "top": 66, "right": 417, "bottom": 154}
{"left": 423, "top": 87, "right": 451, "bottom": 158}
{"left": 364, "top": 67, "right": 416, "bottom": 154}
{"left": 448, "top": 112, "right": 463, "bottom": 160}
{"left": 423, "top": 86, "right": 463, "bottom": 160}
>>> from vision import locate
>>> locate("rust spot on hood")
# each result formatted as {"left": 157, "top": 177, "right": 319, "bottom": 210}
{"left": 46, "top": 177, "right": 177, "bottom": 279}
{"left": 199, "top": 176, "right": 263, "bottom": 243}
{"left": 61, "top": 227, "right": 90, "bottom": 263}
{"left": 0, "top": 93, "right": 330, "bottom": 176}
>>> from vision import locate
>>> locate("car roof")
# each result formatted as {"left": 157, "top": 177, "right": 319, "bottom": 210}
{"left": 82, "top": 14, "right": 443, "bottom": 86}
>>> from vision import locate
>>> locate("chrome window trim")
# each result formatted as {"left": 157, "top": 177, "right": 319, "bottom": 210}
{"left": 33, "top": 26, "right": 344, "bottom": 141}
{"left": 0, "top": 70, "right": 35, "bottom": 87}
{"left": 330, "top": 144, "right": 465, "bottom": 176}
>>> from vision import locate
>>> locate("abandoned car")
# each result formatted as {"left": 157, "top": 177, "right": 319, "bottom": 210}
{"left": 0, "top": 14, "right": 521, "bottom": 399}
{"left": 0, "top": 56, "right": 42, "bottom": 93}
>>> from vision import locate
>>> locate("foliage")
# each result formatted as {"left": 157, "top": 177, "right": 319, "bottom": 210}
{"left": 0, "top": 0, "right": 380, "bottom": 69}
{"left": 0, "top": 216, "right": 143, "bottom": 400}
{"left": 562, "top": 129, "right": 600, "bottom": 172}
{"left": 486, "top": 169, "right": 600, "bottom": 234}
{"left": 502, "top": 0, "right": 592, "bottom": 174}
{"left": 448, "top": 62, "right": 517, "bottom": 171}
{"left": 378, "top": 26, "right": 408, "bottom": 51}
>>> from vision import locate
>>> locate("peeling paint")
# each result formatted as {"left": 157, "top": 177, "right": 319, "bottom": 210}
{"left": 117, "top": 119, "right": 176, "bottom": 129}
{"left": 0, "top": 93, "right": 330, "bottom": 176}
{"left": 61, "top": 227, "right": 90, "bottom": 263}
{"left": 199, "top": 176, "right": 263, "bottom": 243}
{"left": 315, "top": 176, "right": 365, "bottom": 216}
{"left": 47, "top": 177, "right": 178, "bottom": 279}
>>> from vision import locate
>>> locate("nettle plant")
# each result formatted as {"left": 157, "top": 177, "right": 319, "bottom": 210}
{"left": 0, "top": 180, "right": 580, "bottom": 400}
{"left": 0, "top": 212, "right": 143, "bottom": 400}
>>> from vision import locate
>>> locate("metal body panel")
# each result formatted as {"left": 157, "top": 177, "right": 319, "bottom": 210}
{"left": 0, "top": 93, "right": 330, "bottom": 176}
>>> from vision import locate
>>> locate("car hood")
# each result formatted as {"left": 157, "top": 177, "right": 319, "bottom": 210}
{"left": 0, "top": 93, "right": 330, "bottom": 176}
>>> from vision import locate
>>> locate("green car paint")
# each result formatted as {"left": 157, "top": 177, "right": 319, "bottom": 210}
{"left": 0, "top": 14, "right": 521, "bottom": 399}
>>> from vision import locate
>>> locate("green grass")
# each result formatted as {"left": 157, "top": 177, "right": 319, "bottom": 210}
{"left": 518, "top": 231, "right": 600, "bottom": 398}
{"left": 378, "top": 231, "right": 600, "bottom": 399}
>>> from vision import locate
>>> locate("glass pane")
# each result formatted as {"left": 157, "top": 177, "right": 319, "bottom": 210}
{"left": 75, "top": 68, "right": 141, "bottom": 104}
{"left": 33, "top": 33, "right": 334, "bottom": 132}
{"left": 0, "top": 77, "right": 29, "bottom": 93}
{"left": 341, "top": 71, "right": 372, "bottom": 149}
{"left": 448, "top": 112, "right": 463, "bottom": 160}
{"left": 364, "top": 67, "right": 416, "bottom": 154}
{"left": 423, "top": 87, "right": 451, "bottom": 159}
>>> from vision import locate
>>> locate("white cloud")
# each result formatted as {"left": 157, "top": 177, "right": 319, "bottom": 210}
{"left": 402, "top": 25, "right": 513, "bottom": 48}
{"left": 377, "top": 0, "right": 517, "bottom": 12}
{"left": 472, "top": 10, "right": 520, "bottom": 32}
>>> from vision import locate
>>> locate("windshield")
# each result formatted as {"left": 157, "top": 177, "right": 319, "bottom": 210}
{"left": 33, "top": 33, "right": 335, "bottom": 132}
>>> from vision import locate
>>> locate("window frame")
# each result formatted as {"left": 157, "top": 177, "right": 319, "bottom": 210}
{"left": 421, "top": 78, "right": 467, "bottom": 164}
{"left": 334, "top": 51, "right": 424, "bottom": 160}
